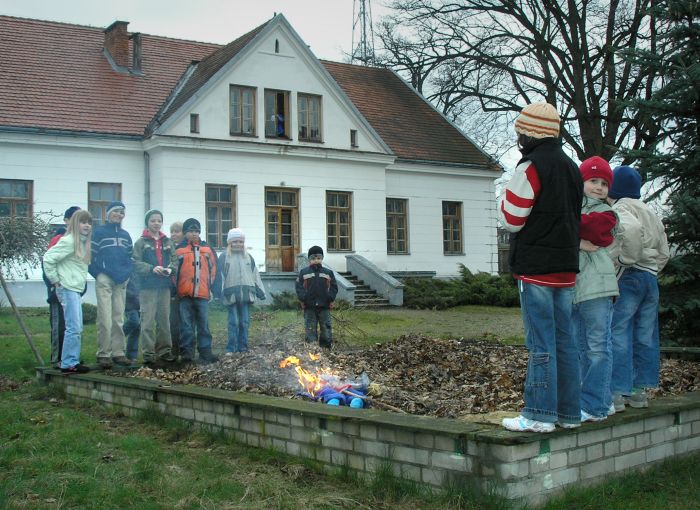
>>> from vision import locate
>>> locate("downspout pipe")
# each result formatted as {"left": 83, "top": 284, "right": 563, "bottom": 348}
{"left": 144, "top": 151, "right": 151, "bottom": 212}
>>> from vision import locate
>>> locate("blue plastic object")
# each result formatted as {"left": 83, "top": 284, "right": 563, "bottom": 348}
{"left": 349, "top": 397, "right": 364, "bottom": 409}
{"left": 327, "top": 398, "right": 340, "bottom": 406}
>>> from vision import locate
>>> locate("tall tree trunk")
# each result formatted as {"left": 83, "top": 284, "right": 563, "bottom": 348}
{"left": 0, "top": 271, "right": 45, "bottom": 366}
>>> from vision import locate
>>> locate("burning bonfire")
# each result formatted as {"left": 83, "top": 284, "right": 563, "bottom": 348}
{"left": 279, "top": 353, "right": 370, "bottom": 408}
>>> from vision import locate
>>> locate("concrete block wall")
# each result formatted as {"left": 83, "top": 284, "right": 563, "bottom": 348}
{"left": 38, "top": 369, "right": 700, "bottom": 505}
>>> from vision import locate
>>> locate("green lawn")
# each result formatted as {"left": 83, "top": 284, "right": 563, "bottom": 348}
{"left": 2, "top": 305, "right": 700, "bottom": 509}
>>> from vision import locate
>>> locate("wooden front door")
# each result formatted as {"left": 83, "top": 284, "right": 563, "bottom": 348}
{"left": 265, "top": 188, "right": 299, "bottom": 271}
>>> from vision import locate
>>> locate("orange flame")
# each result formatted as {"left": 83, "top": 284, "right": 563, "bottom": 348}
{"left": 279, "top": 354, "right": 332, "bottom": 397}
{"left": 279, "top": 356, "right": 300, "bottom": 368}
{"left": 309, "top": 352, "right": 320, "bottom": 361}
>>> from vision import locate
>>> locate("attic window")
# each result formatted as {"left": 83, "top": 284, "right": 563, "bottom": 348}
{"left": 298, "top": 93, "right": 322, "bottom": 142}
{"left": 275, "top": 39, "right": 280, "bottom": 53}
{"left": 190, "top": 114, "right": 200, "bottom": 133}
{"left": 350, "top": 129, "right": 358, "bottom": 147}
{"left": 265, "top": 89, "right": 290, "bottom": 138}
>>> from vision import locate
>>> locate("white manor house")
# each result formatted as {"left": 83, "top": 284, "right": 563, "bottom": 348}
{"left": 0, "top": 13, "right": 500, "bottom": 306}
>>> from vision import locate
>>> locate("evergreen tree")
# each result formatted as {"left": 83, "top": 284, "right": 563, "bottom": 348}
{"left": 626, "top": 0, "right": 700, "bottom": 345}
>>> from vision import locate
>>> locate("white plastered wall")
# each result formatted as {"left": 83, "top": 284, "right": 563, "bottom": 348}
{"left": 165, "top": 26, "right": 385, "bottom": 155}
{"left": 386, "top": 163, "right": 499, "bottom": 276}
{"left": 146, "top": 144, "right": 389, "bottom": 272}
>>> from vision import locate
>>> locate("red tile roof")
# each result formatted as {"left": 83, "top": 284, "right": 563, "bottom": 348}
{"left": 154, "top": 21, "right": 270, "bottom": 130}
{"left": 0, "top": 16, "right": 219, "bottom": 136}
{"left": 0, "top": 15, "right": 496, "bottom": 168}
{"left": 321, "top": 61, "right": 494, "bottom": 167}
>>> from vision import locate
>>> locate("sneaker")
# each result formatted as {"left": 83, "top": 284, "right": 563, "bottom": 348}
{"left": 608, "top": 403, "right": 616, "bottom": 416}
{"left": 143, "top": 359, "right": 163, "bottom": 369}
{"left": 180, "top": 353, "right": 194, "bottom": 363}
{"left": 97, "top": 357, "right": 113, "bottom": 369}
{"left": 557, "top": 421, "right": 581, "bottom": 429}
{"left": 159, "top": 353, "right": 177, "bottom": 363}
{"left": 581, "top": 410, "right": 607, "bottom": 422}
{"left": 112, "top": 356, "right": 131, "bottom": 366}
{"left": 198, "top": 352, "right": 219, "bottom": 364}
{"left": 627, "top": 388, "right": 649, "bottom": 408}
{"left": 502, "top": 415, "right": 555, "bottom": 433}
{"left": 61, "top": 363, "right": 91, "bottom": 374}
{"left": 613, "top": 394, "right": 626, "bottom": 413}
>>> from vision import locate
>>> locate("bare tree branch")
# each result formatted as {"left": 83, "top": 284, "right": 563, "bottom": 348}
{"left": 378, "top": 0, "right": 664, "bottom": 162}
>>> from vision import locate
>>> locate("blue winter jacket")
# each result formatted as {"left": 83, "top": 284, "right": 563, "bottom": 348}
{"left": 88, "top": 222, "right": 133, "bottom": 284}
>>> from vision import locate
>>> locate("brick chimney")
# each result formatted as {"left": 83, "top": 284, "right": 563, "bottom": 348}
{"left": 104, "top": 21, "right": 130, "bottom": 69}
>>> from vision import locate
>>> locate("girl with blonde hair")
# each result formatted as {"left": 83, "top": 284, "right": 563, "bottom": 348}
{"left": 43, "top": 210, "right": 93, "bottom": 373}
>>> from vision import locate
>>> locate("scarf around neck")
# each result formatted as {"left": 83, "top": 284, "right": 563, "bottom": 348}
{"left": 142, "top": 229, "right": 166, "bottom": 266}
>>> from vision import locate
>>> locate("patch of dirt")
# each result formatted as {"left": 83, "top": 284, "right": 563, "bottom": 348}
{"left": 0, "top": 375, "right": 22, "bottom": 392}
{"left": 117, "top": 335, "right": 700, "bottom": 418}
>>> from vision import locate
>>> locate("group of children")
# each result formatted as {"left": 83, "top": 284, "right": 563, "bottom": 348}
{"left": 500, "top": 102, "right": 669, "bottom": 433}
{"left": 42, "top": 203, "right": 337, "bottom": 373}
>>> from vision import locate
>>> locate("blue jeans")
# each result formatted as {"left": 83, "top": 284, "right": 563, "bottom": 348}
{"left": 56, "top": 287, "right": 83, "bottom": 369}
{"left": 610, "top": 269, "right": 660, "bottom": 394}
{"left": 179, "top": 297, "right": 213, "bottom": 357}
{"left": 226, "top": 302, "right": 251, "bottom": 352}
{"left": 123, "top": 309, "right": 140, "bottom": 360}
{"left": 304, "top": 307, "right": 332, "bottom": 348}
{"left": 519, "top": 281, "right": 580, "bottom": 424}
{"left": 573, "top": 297, "right": 613, "bottom": 418}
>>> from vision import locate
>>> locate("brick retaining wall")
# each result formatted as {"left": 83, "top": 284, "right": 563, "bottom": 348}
{"left": 37, "top": 369, "right": 700, "bottom": 505}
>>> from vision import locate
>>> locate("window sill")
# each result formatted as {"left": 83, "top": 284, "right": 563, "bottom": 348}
{"left": 230, "top": 132, "right": 257, "bottom": 138}
{"left": 444, "top": 253, "right": 466, "bottom": 256}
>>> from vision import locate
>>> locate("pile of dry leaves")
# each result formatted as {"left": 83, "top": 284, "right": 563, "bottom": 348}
{"left": 120, "top": 334, "right": 700, "bottom": 419}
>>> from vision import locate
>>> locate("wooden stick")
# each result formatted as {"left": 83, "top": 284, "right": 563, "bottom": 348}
{"left": 0, "top": 271, "right": 45, "bottom": 365}
{"left": 371, "top": 401, "right": 407, "bottom": 414}
{"left": 341, "top": 389, "right": 369, "bottom": 400}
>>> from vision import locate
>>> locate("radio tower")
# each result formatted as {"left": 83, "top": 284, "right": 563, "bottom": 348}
{"left": 351, "top": 0, "right": 375, "bottom": 65}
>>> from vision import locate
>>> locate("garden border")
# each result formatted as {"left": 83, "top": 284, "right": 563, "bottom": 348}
{"left": 36, "top": 368, "right": 700, "bottom": 505}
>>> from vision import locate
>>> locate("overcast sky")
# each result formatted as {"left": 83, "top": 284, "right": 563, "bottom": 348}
{"left": 0, "top": 0, "right": 390, "bottom": 62}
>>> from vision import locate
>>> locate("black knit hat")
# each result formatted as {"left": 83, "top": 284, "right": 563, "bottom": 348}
{"left": 183, "top": 218, "right": 201, "bottom": 233}
{"left": 308, "top": 245, "right": 324, "bottom": 258}
{"left": 63, "top": 206, "right": 81, "bottom": 220}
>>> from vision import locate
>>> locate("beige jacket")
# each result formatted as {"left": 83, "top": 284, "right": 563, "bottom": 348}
{"left": 608, "top": 198, "right": 669, "bottom": 277}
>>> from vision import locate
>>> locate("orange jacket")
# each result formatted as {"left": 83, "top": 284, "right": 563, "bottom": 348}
{"left": 175, "top": 240, "right": 217, "bottom": 299}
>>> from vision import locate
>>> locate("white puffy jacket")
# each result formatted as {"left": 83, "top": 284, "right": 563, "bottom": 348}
{"left": 608, "top": 198, "right": 669, "bottom": 277}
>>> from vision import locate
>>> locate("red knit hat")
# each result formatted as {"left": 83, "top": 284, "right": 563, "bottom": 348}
{"left": 580, "top": 156, "right": 613, "bottom": 187}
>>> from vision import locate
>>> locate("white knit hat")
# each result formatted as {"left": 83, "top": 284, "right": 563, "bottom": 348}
{"left": 227, "top": 228, "right": 245, "bottom": 243}
{"left": 514, "top": 102, "right": 561, "bottom": 139}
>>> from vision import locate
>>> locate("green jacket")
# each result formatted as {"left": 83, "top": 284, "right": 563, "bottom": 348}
{"left": 42, "top": 233, "right": 89, "bottom": 293}
{"left": 574, "top": 197, "right": 619, "bottom": 304}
